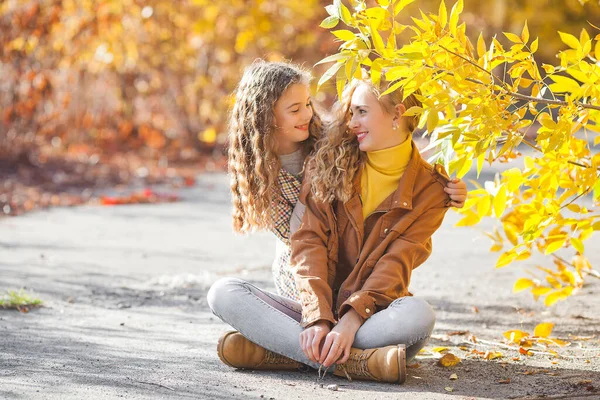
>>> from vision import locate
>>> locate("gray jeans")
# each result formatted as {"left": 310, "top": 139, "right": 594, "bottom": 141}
{"left": 207, "top": 277, "right": 435, "bottom": 369}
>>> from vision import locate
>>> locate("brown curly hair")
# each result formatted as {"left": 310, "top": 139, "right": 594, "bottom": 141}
{"left": 228, "top": 60, "right": 323, "bottom": 233}
{"left": 307, "top": 78, "right": 422, "bottom": 203}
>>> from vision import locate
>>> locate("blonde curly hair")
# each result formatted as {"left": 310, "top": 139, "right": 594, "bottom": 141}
{"left": 228, "top": 60, "right": 323, "bottom": 233}
{"left": 307, "top": 78, "right": 422, "bottom": 203}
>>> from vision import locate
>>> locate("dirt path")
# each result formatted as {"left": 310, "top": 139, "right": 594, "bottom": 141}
{"left": 1, "top": 173, "right": 599, "bottom": 399}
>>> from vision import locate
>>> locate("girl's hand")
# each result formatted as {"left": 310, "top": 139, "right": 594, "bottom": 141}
{"left": 445, "top": 178, "right": 467, "bottom": 208}
{"left": 299, "top": 321, "right": 330, "bottom": 363}
{"left": 319, "top": 310, "right": 362, "bottom": 368}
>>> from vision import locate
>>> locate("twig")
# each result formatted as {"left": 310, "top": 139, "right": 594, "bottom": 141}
{"left": 133, "top": 380, "right": 176, "bottom": 391}
{"left": 439, "top": 45, "right": 600, "bottom": 111}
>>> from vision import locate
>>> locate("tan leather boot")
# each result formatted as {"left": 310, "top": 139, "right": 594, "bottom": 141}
{"left": 333, "top": 344, "right": 406, "bottom": 384}
{"left": 217, "top": 331, "right": 302, "bottom": 370}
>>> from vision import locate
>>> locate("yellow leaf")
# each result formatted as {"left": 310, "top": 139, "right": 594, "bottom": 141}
{"left": 544, "top": 238, "right": 566, "bottom": 255}
{"left": 445, "top": 387, "right": 453, "bottom": 392}
{"left": 438, "top": 0, "right": 448, "bottom": 29}
{"left": 477, "top": 33, "right": 486, "bottom": 59}
{"left": 449, "top": 0, "right": 463, "bottom": 36}
{"left": 541, "top": 64, "right": 555, "bottom": 74}
{"left": 513, "top": 278, "right": 535, "bottom": 293}
{"left": 332, "top": 30, "right": 356, "bottom": 41}
{"left": 493, "top": 185, "right": 507, "bottom": 218}
{"left": 369, "top": 20, "right": 386, "bottom": 55}
{"left": 544, "top": 288, "right": 572, "bottom": 306}
{"left": 449, "top": 373, "right": 458, "bottom": 380}
{"left": 432, "top": 346, "right": 449, "bottom": 353}
{"left": 571, "top": 237, "right": 584, "bottom": 254}
{"left": 504, "top": 330, "right": 530, "bottom": 343}
{"left": 456, "top": 211, "right": 480, "bottom": 227}
{"left": 558, "top": 31, "right": 581, "bottom": 50}
{"left": 438, "top": 353, "right": 461, "bottom": 367}
{"left": 490, "top": 243, "right": 503, "bottom": 252}
{"left": 496, "top": 250, "right": 517, "bottom": 268}
{"left": 530, "top": 38, "right": 539, "bottom": 53}
{"left": 521, "top": 21, "right": 529, "bottom": 44}
{"left": 548, "top": 75, "right": 580, "bottom": 93}
{"left": 485, "top": 351, "right": 503, "bottom": 360}
{"left": 531, "top": 287, "right": 552, "bottom": 297}
{"left": 504, "top": 32, "right": 522, "bottom": 44}
{"left": 595, "top": 39, "right": 600, "bottom": 60}
{"left": 534, "top": 322, "right": 554, "bottom": 338}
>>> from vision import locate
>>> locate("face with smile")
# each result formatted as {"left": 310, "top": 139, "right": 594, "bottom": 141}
{"left": 272, "top": 83, "right": 313, "bottom": 155}
{"left": 348, "top": 83, "right": 408, "bottom": 152}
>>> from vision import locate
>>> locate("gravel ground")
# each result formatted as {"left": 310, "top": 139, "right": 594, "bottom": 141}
{"left": 1, "top": 173, "right": 599, "bottom": 400}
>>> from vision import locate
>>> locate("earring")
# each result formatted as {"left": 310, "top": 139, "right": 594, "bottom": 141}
{"left": 392, "top": 121, "right": 398, "bottom": 131}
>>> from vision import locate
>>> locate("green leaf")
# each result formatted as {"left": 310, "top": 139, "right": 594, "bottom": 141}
{"left": 315, "top": 52, "right": 348, "bottom": 66}
{"left": 320, "top": 16, "right": 340, "bottom": 29}
{"left": 317, "top": 62, "right": 343, "bottom": 90}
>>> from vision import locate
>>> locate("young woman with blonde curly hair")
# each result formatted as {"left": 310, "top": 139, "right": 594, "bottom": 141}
{"left": 207, "top": 63, "right": 467, "bottom": 383}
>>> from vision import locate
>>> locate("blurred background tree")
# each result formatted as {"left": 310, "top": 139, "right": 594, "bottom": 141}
{"left": 1, "top": 0, "right": 599, "bottom": 215}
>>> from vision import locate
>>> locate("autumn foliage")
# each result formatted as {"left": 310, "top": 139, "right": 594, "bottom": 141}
{"left": 316, "top": 0, "right": 599, "bottom": 306}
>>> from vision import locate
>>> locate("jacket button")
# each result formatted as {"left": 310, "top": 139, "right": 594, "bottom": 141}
{"left": 343, "top": 290, "right": 351, "bottom": 298}
{"left": 365, "top": 308, "right": 371, "bottom": 314}
{"left": 384, "top": 228, "right": 389, "bottom": 234}
{"left": 403, "top": 201, "right": 408, "bottom": 206}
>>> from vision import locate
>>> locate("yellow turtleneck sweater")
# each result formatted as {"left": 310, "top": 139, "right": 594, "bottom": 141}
{"left": 361, "top": 137, "right": 413, "bottom": 219}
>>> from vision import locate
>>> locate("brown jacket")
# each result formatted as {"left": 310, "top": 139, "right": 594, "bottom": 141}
{"left": 290, "top": 142, "right": 451, "bottom": 328}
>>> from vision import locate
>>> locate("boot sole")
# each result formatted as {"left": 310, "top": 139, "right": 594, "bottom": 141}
{"left": 397, "top": 344, "right": 407, "bottom": 384}
{"left": 217, "top": 330, "right": 238, "bottom": 368}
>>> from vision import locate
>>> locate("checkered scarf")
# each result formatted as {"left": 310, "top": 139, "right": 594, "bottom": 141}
{"left": 271, "top": 168, "right": 302, "bottom": 246}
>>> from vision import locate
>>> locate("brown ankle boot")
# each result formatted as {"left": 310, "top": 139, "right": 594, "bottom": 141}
{"left": 217, "top": 331, "right": 302, "bottom": 370}
{"left": 333, "top": 344, "right": 406, "bottom": 384}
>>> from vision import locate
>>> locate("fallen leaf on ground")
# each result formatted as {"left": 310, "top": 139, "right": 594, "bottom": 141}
{"left": 534, "top": 322, "right": 554, "bottom": 338}
{"left": 497, "top": 378, "right": 511, "bottom": 384}
{"left": 449, "top": 373, "right": 458, "bottom": 380}
{"left": 432, "top": 347, "right": 449, "bottom": 354}
{"left": 519, "top": 347, "right": 533, "bottom": 356}
{"left": 484, "top": 351, "right": 503, "bottom": 360}
{"left": 448, "top": 330, "right": 469, "bottom": 336}
{"left": 504, "top": 329, "right": 530, "bottom": 343}
{"left": 438, "top": 353, "right": 461, "bottom": 367}
{"left": 407, "top": 363, "right": 421, "bottom": 369}
{"left": 444, "top": 387, "right": 453, "bottom": 392}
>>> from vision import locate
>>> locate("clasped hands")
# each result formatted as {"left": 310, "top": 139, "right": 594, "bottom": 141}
{"left": 299, "top": 309, "right": 363, "bottom": 368}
